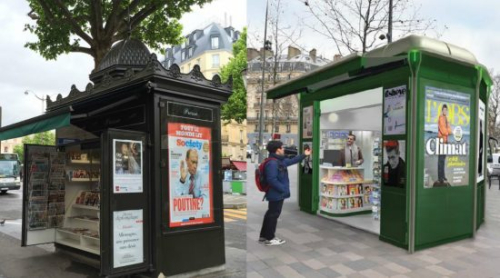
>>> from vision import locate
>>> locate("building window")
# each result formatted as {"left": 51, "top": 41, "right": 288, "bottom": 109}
{"left": 212, "top": 54, "right": 220, "bottom": 68}
{"left": 189, "top": 47, "right": 193, "bottom": 58}
{"left": 211, "top": 36, "right": 219, "bottom": 49}
{"left": 265, "top": 110, "right": 269, "bottom": 119}
{"left": 181, "top": 51, "right": 186, "bottom": 61}
{"left": 240, "top": 130, "right": 243, "bottom": 143}
{"left": 275, "top": 125, "right": 279, "bottom": 133}
{"left": 286, "top": 124, "right": 291, "bottom": 133}
{"left": 166, "top": 60, "right": 171, "bottom": 69}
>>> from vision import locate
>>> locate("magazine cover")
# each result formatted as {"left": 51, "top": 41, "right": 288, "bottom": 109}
{"left": 168, "top": 122, "right": 213, "bottom": 227}
{"left": 384, "top": 85, "right": 407, "bottom": 135}
{"left": 423, "top": 86, "right": 470, "bottom": 188}
{"left": 113, "top": 139, "right": 143, "bottom": 193}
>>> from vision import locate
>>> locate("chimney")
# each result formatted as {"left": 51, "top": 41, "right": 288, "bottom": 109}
{"left": 333, "top": 54, "right": 342, "bottom": 62}
{"left": 224, "top": 13, "right": 227, "bottom": 26}
{"left": 287, "top": 46, "right": 301, "bottom": 60}
{"left": 309, "top": 49, "right": 317, "bottom": 63}
{"left": 247, "top": 48, "right": 260, "bottom": 61}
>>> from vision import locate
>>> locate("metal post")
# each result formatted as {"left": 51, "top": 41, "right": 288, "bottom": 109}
{"left": 388, "top": 0, "right": 393, "bottom": 43}
{"left": 258, "top": 0, "right": 269, "bottom": 163}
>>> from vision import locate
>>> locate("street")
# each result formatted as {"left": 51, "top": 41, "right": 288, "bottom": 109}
{"left": 0, "top": 189, "right": 247, "bottom": 278}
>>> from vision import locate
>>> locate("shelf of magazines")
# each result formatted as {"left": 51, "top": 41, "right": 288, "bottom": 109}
{"left": 319, "top": 167, "right": 375, "bottom": 214}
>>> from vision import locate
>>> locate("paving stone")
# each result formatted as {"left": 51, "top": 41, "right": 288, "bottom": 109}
{"left": 344, "top": 259, "right": 379, "bottom": 271}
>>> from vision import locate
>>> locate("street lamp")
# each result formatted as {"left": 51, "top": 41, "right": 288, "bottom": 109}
{"left": 257, "top": 0, "right": 270, "bottom": 163}
{"left": 24, "top": 90, "right": 47, "bottom": 113}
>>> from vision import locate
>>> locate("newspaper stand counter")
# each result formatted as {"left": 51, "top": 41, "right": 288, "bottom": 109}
{"left": 0, "top": 39, "right": 232, "bottom": 277}
{"left": 266, "top": 35, "right": 491, "bottom": 252}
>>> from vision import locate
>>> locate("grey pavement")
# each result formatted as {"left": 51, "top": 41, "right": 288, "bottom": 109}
{"left": 224, "top": 194, "right": 247, "bottom": 209}
{"left": 247, "top": 162, "right": 500, "bottom": 278}
{"left": 0, "top": 189, "right": 246, "bottom": 278}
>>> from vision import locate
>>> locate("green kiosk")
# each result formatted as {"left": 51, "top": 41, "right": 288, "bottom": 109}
{"left": 266, "top": 35, "right": 491, "bottom": 252}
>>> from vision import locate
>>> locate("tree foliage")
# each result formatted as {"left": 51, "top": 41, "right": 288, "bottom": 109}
{"left": 220, "top": 28, "right": 247, "bottom": 124}
{"left": 303, "top": 0, "right": 444, "bottom": 55}
{"left": 24, "top": 0, "right": 212, "bottom": 69}
{"left": 13, "top": 131, "right": 56, "bottom": 163}
{"left": 489, "top": 72, "right": 500, "bottom": 139}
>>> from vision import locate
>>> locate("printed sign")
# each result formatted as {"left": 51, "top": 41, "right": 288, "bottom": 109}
{"left": 113, "top": 139, "right": 143, "bottom": 193}
{"left": 113, "top": 210, "right": 144, "bottom": 268}
{"left": 477, "top": 100, "right": 485, "bottom": 182}
{"left": 168, "top": 123, "right": 213, "bottom": 227}
{"left": 423, "top": 86, "right": 470, "bottom": 188}
{"left": 384, "top": 85, "right": 406, "bottom": 135}
{"left": 303, "top": 106, "right": 313, "bottom": 139}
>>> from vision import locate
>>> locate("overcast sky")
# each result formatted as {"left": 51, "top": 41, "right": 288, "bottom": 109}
{"left": 0, "top": 0, "right": 246, "bottom": 127}
{"left": 2, "top": 0, "right": 500, "bottom": 127}
{"left": 248, "top": 0, "right": 500, "bottom": 71}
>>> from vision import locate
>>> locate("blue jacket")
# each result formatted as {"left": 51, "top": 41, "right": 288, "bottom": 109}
{"left": 264, "top": 153, "right": 306, "bottom": 201}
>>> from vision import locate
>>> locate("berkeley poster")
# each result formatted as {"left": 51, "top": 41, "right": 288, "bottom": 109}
{"left": 383, "top": 85, "right": 406, "bottom": 135}
{"left": 168, "top": 122, "right": 213, "bottom": 227}
{"left": 424, "top": 86, "right": 470, "bottom": 188}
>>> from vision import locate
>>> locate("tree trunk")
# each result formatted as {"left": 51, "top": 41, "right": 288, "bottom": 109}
{"left": 92, "top": 41, "right": 113, "bottom": 72}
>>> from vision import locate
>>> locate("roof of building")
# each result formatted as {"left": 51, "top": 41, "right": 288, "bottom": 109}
{"left": 163, "top": 22, "right": 240, "bottom": 66}
{"left": 248, "top": 53, "right": 329, "bottom": 65}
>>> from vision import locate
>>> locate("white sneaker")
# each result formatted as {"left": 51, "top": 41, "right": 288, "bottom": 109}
{"left": 265, "top": 237, "right": 286, "bottom": 246}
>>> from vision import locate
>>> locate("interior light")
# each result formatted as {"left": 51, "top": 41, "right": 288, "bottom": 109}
{"left": 328, "top": 112, "right": 338, "bottom": 123}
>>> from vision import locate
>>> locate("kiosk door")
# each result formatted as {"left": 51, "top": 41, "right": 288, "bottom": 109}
{"left": 100, "top": 129, "right": 150, "bottom": 277}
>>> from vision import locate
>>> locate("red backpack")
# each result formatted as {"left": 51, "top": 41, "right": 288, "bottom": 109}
{"left": 255, "top": 157, "right": 277, "bottom": 192}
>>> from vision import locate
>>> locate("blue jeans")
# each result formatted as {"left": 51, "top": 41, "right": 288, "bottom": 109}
{"left": 260, "top": 200, "right": 284, "bottom": 240}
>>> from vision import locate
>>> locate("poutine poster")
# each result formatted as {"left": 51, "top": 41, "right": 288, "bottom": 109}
{"left": 168, "top": 123, "right": 213, "bottom": 227}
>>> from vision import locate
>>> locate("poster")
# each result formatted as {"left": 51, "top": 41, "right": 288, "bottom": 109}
{"left": 168, "top": 123, "right": 213, "bottom": 227}
{"left": 477, "top": 100, "right": 485, "bottom": 182}
{"left": 382, "top": 140, "right": 406, "bottom": 188}
{"left": 303, "top": 106, "right": 313, "bottom": 139}
{"left": 113, "top": 139, "right": 143, "bottom": 193}
{"left": 423, "top": 86, "right": 470, "bottom": 188}
{"left": 113, "top": 210, "right": 144, "bottom": 268}
{"left": 383, "top": 85, "right": 406, "bottom": 135}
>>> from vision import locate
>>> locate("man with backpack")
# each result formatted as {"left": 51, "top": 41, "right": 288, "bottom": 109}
{"left": 258, "top": 140, "right": 311, "bottom": 246}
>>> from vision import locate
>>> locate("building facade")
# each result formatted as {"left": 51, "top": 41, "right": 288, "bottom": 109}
{"left": 1, "top": 137, "right": 22, "bottom": 153}
{"left": 163, "top": 23, "right": 247, "bottom": 160}
{"left": 246, "top": 46, "right": 329, "bottom": 147}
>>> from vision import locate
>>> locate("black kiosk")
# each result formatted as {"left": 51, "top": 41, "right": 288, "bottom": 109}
{"left": 0, "top": 39, "right": 232, "bottom": 277}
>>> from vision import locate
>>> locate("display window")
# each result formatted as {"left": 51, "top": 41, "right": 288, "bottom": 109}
{"left": 318, "top": 88, "right": 383, "bottom": 233}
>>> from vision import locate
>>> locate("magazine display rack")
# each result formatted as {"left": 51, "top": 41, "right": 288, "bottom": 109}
{"left": 371, "top": 138, "right": 382, "bottom": 220}
{"left": 23, "top": 144, "right": 100, "bottom": 255}
{"left": 319, "top": 166, "right": 375, "bottom": 214}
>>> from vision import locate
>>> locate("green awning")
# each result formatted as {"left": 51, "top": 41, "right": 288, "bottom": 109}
{"left": 0, "top": 110, "right": 71, "bottom": 141}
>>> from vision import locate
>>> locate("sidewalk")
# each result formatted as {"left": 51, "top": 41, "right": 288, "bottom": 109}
{"left": 0, "top": 195, "right": 246, "bottom": 278}
{"left": 224, "top": 194, "right": 247, "bottom": 209}
{"left": 246, "top": 162, "right": 500, "bottom": 278}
